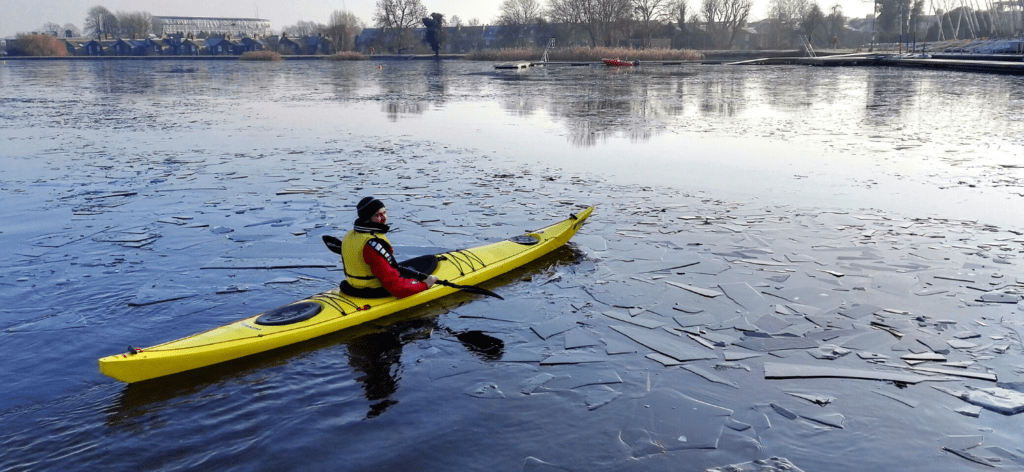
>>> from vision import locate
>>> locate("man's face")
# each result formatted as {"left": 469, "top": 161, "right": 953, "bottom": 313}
{"left": 372, "top": 207, "right": 387, "bottom": 225}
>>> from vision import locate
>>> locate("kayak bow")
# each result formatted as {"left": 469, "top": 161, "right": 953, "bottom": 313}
{"left": 99, "top": 206, "right": 594, "bottom": 383}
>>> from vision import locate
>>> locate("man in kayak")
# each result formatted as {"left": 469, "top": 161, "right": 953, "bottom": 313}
{"left": 341, "top": 197, "right": 439, "bottom": 298}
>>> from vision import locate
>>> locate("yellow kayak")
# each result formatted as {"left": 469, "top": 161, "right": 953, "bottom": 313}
{"left": 99, "top": 206, "right": 594, "bottom": 383}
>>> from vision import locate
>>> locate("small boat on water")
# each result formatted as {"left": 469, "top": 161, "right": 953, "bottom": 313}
{"left": 603, "top": 58, "right": 639, "bottom": 67}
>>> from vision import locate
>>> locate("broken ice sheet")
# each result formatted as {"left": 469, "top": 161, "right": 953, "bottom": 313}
{"left": 664, "top": 280, "right": 723, "bottom": 298}
{"left": 873, "top": 389, "right": 920, "bottom": 408}
{"left": 519, "top": 373, "right": 555, "bottom": 394}
{"left": 531, "top": 315, "right": 578, "bottom": 339}
{"left": 724, "top": 351, "right": 761, "bottom": 361}
{"left": 619, "top": 388, "right": 733, "bottom": 457}
{"left": 800, "top": 412, "right": 845, "bottom": 429}
{"left": 610, "top": 325, "right": 717, "bottom": 362}
{"left": 978, "top": 291, "right": 1019, "bottom": 303}
{"left": 681, "top": 365, "right": 738, "bottom": 389}
{"left": 602, "top": 310, "right": 665, "bottom": 329}
{"left": 955, "top": 405, "right": 984, "bottom": 417}
{"left": 417, "top": 358, "right": 488, "bottom": 380}
{"left": 870, "top": 272, "right": 920, "bottom": 296}
{"left": 128, "top": 284, "right": 197, "bottom": 306}
{"left": 201, "top": 258, "right": 335, "bottom": 269}
{"left": 582, "top": 385, "right": 622, "bottom": 410}
{"left": 932, "top": 386, "right": 1024, "bottom": 415}
{"left": 464, "top": 382, "right": 504, "bottom": 399}
{"left": 673, "top": 313, "right": 718, "bottom": 327}
{"left": 564, "top": 328, "right": 601, "bottom": 349}
{"left": 540, "top": 351, "right": 607, "bottom": 365}
{"left": 752, "top": 314, "right": 793, "bottom": 333}
{"left": 786, "top": 392, "right": 835, "bottom": 406}
{"left": 763, "top": 362, "right": 950, "bottom": 384}
{"left": 706, "top": 457, "right": 805, "bottom": 472}
{"left": 717, "top": 282, "right": 768, "bottom": 310}
{"left": 770, "top": 403, "right": 798, "bottom": 420}
{"left": 942, "top": 435, "right": 984, "bottom": 451}
{"left": 544, "top": 369, "right": 622, "bottom": 390}
{"left": 734, "top": 336, "right": 819, "bottom": 353}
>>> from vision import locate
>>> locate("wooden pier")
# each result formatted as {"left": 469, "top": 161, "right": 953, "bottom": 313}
{"left": 493, "top": 53, "right": 1024, "bottom": 75}
{"left": 725, "top": 53, "right": 1024, "bottom": 75}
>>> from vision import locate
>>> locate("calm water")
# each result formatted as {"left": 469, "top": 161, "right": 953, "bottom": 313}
{"left": 2, "top": 59, "right": 1024, "bottom": 471}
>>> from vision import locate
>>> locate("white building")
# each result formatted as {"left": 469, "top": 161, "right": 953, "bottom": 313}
{"left": 152, "top": 16, "right": 271, "bottom": 37}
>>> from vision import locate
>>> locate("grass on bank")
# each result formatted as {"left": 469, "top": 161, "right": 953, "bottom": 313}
{"left": 326, "top": 51, "right": 367, "bottom": 60}
{"left": 466, "top": 47, "right": 703, "bottom": 62}
{"left": 239, "top": 51, "right": 281, "bottom": 61}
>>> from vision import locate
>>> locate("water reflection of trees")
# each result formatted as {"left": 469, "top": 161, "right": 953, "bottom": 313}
{"left": 504, "top": 72, "right": 686, "bottom": 147}
{"left": 365, "top": 61, "right": 451, "bottom": 121}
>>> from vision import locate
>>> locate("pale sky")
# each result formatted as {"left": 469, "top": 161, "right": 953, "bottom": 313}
{"left": 2, "top": 0, "right": 876, "bottom": 39}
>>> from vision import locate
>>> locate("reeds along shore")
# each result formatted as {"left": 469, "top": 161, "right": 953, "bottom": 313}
{"left": 239, "top": 51, "right": 282, "bottom": 61}
{"left": 466, "top": 47, "right": 704, "bottom": 62}
{"left": 242, "top": 51, "right": 367, "bottom": 61}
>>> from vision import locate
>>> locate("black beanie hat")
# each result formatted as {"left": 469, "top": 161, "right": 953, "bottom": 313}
{"left": 356, "top": 197, "right": 385, "bottom": 221}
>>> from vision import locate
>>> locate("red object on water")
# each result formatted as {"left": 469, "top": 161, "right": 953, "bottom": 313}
{"left": 603, "top": 58, "right": 639, "bottom": 67}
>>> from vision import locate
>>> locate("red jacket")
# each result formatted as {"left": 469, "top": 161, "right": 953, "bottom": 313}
{"left": 363, "top": 245, "right": 429, "bottom": 298}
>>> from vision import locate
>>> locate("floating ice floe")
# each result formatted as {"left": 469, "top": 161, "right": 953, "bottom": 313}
{"left": 933, "top": 386, "right": 1024, "bottom": 415}
{"left": 706, "top": 456, "right": 804, "bottom": 472}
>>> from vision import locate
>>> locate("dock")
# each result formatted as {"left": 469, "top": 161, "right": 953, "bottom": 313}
{"left": 494, "top": 62, "right": 532, "bottom": 69}
{"left": 494, "top": 61, "right": 698, "bottom": 69}
{"left": 725, "top": 53, "right": 1024, "bottom": 74}
{"left": 492, "top": 52, "right": 1024, "bottom": 75}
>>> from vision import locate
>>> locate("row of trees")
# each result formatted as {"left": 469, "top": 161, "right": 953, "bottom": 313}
{"left": 33, "top": 0, "right": 1020, "bottom": 56}
{"left": 82, "top": 6, "right": 153, "bottom": 39}
{"left": 763, "top": 0, "right": 847, "bottom": 48}
{"left": 30, "top": 5, "right": 367, "bottom": 52}
{"left": 367, "top": 0, "right": 758, "bottom": 51}
{"left": 487, "top": 0, "right": 845, "bottom": 50}
{"left": 281, "top": 11, "right": 366, "bottom": 51}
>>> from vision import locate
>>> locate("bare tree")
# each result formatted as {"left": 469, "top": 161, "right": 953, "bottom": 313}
{"left": 41, "top": 22, "right": 61, "bottom": 35}
{"left": 801, "top": 2, "right": 825, "bottom": 43}
{"left": 593, "top": 0, "right": 635, "bottom": 47}
{"left": 700, "top": 0, "right": 752, "bottom": 48}
{"left": 284, "top": 21, "right": 326, "bottom": 37}
{"left": 117, "top": 11, "right": 153, "bottom": 39}
{"left": 549, "top": 0, "right": 633, "bottom": 47}
{"left": 701, "top": 0, "right": 723, "bottom": 45}
{"left": 84, "top": 6, "right": 119, "bottom": 39}
{"left": 548, "top": 0, "right": 589, "bottom": 44}
{"left": 825, "top": 3, "right": 845, "bottom": 47}
{"left": 634, "top": 0, "right": 671, "bottom": 47}
{"left": 497, "top": 0, "right": 543, "bottom": 47}
{"left": 669, "top": 0, "right": 689, "bottom": 28}
{"left": 328, "top": 10, "right": 365, "bottom": 51}
{"left": 722, "top": 0, "right": 753, "bottom": 48}
{"left": 62, "top": 23, "right": 82, "bottom": 38}
{"left": 374, "top": 0, "right": 428, "bottom": 52}
{"left": 766, "top": 0, "right": 809, "bottom": 47}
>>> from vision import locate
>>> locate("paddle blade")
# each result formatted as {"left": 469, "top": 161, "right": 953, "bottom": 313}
{"left": 438, "top": 280, "right": 504, "bottom": 300}
{"left": 322, "top": 235, "right": 343, "bottom": 254}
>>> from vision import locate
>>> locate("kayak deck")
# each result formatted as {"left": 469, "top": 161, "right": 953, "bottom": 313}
{"left": 99, "top": 207, "right": 593, "bottom": 383}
